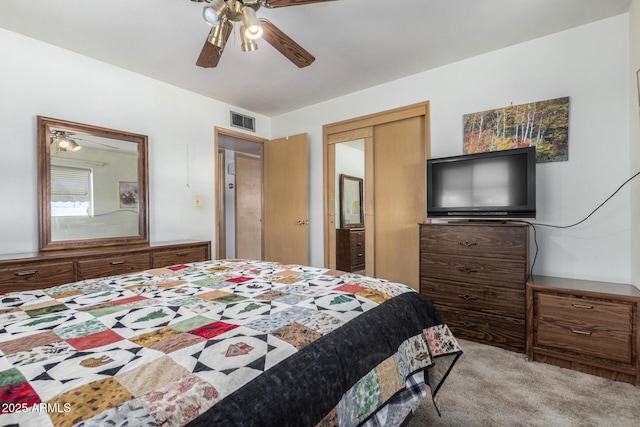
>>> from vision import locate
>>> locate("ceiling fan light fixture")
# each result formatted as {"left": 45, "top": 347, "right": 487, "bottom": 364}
{"left": 202, "top": 0, "right": 228, "bottom": 27}
{"left": 57, "top": 134, "right": 81, "bottom": 152}
{"left": 207, "top": 19, "right": 230, "bottom": 48}
{"left": 240, "top": 26, "right": 259, "bottom": 52}
{"left": 241, "top": 7, "right": 263, "bottom": 39}
{"left": 67, "top": 139, "right": 82, "bottom": 152}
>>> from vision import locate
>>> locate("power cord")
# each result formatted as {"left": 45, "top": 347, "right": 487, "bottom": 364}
{"left": 519, "top": 170, "right": 640, "bottom": 279}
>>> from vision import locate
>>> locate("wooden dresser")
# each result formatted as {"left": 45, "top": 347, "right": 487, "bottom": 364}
{"left": 0, "top": 240, "right": 211, "bottom": 294}
{"left": 419, "top": 222, "right": 529, "bottom": 352}
{"left": 527, "top": 276, "right": 640, "bottom": 386}
{"left": 336, "top": 228, "right": 365, "bottom": 273}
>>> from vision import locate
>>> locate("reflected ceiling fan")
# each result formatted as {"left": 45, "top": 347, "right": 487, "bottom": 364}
{"left": 50, "top": 131, "right": 121, "bottom": 152}
{"left": 190, "top": 0, "right": 336, "bottom": 68}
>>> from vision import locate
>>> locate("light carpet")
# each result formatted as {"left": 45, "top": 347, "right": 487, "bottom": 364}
{"left": 408, "top": 339, "right": 640, "bottom": 426}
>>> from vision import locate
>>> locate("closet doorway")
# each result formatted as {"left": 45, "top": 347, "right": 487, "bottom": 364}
{"left": 323, "top": 102, "right": 430, "bottom": 290}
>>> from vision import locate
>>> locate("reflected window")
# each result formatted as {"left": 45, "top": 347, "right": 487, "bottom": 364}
{"left": 50, "top": 165, "right": 93, "bottom": 217}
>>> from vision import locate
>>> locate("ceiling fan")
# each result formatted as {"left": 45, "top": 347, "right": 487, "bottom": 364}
{"left": 50, "top": 131, "right": 122, "bottom": 152}
{"left": 190, "top": 0, "right": 336, "bottom": 68}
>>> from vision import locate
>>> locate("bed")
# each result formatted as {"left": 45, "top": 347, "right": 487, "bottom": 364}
{"left": 0, "top": 259, "right": 462, "bottom": 426}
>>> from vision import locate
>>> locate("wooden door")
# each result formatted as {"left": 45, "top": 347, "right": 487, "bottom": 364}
{"left": 235, "top": 153, "right": 262, "bottom": 260}
{"left": 373, "top": 116, "right": 426, "bottom": 290}
{"left": 263, "top": 134, "right": 309, "bottom": 265}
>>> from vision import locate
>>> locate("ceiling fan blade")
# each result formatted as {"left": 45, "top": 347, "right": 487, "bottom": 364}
{"left": 262, "top": 0, "right": 337, "bottom": 8}
{"left": 260, "top": 20, "right": 315, "bottom": 68}
{"left": 71, "top": 136, "right": 120, "bottom": 150}
{"left": 196, "top": 24, "right": 232, "bottom": 68}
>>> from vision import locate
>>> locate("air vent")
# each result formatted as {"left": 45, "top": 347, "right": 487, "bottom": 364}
{"left": 230, "top": 111, "right": 255, "bottom": 132}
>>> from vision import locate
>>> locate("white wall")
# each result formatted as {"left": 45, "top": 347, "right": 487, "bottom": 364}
{"left": 272, "top": 14, "right": 632, "bottom": 285}
{"left": 630, "top": 0, "right": 640, "bottom": 288}
{"left": 0, "top": 28, "right": 270, "bottom": 255}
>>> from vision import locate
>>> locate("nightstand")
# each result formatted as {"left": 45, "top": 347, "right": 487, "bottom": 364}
{"left": 526, "top": 276, "right": 640, "bottom": 386}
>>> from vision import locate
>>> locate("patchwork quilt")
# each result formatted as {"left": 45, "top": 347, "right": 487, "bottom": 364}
{"left": 0, "top": 259, "right": 462, "bottom": 427}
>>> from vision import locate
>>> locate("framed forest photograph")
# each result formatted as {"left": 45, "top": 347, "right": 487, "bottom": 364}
{"left": 463, "top": 96, "right": 570, "bottom": 162}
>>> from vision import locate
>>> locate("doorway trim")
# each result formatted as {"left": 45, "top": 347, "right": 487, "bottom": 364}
{"left": 322, "top": 101, "right": 431, "bottom": 270}
{"left": 214, "top": 126, "right": 268, "bottom": 260}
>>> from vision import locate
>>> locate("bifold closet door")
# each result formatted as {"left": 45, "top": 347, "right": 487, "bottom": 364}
{"left": 373, "top": 116, "right": 426, "bottom": 291}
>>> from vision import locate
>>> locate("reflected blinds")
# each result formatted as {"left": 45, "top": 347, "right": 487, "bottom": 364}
{"left": 51, "top": 165, "right": 91, "bottom": 202}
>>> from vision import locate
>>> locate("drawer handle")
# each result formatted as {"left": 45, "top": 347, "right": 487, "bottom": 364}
{"left": 15, "top": 270, "right": 37, "bottom": 276}
{"left": 572, "top": 303, "right": 593, "bottom": 309}
{"left": 459, "top": 240, "right": 477, "bottom": 247}
{"left": 459, "top": 267, "right": 478, "bottom": 274}
{"left": 175, "top": 252, "right": 189, "bottom": 256}
{"left": 571, "top": 328, "right": 592, "bottom": 336}
{"left": 356, "top": 243, "right": 363, "bottom": 246}
{"left": 110, "top": 261, "right": 125, "bottom": 265}
{"left": 458, "top": 294, "right": 478, "bottom": 301}
{"left": 459, "top": 321, "right": 476, "bottom": 328}
{"left": 357, "top": 254, "right": 363, "bottom": 257}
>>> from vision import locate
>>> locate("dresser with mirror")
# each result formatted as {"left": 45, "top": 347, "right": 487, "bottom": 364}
{"left": 0, "top": 117, "right": 210, "bottom": 294}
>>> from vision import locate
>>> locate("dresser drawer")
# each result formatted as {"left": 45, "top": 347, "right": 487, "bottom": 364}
{"left": 152, "top": 246, "right": 209, "bottom": 268}
{"left": 420, "top": 224, "right": 527, "bottom": 259}
{"left": 77, "top": 253, "right": 150, "bottom": 280}
{"left": 350, "top": 247, "right": 365, "bottom": 265}
{"left": 0, "top": 261, "right": 75, "bottom": 293}
{"left": 350, "top": 230, "right": 365, "bottom": 245}
{"left": 435, "top": 304, "right": 525, "bottom": 353}
{"left": 420, "top": 253, "right": 526, "bottom": 289}
{"left": 535, "top": 293, "right": 633, "bottom": 363}
{"left": 421, "top": 278, "right": 524, "bottom": 319}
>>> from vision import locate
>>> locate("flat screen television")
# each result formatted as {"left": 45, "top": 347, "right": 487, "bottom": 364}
{"left": 427, "top": 147, "right": 536, "bottom": 219}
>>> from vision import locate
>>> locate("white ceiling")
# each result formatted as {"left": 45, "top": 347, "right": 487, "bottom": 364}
{"left": 0, "top": 0, "right": 631, "bottom": 117}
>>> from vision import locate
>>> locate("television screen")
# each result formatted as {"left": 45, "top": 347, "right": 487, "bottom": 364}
{"left": 427, "top": 147, "right": 536, "bottom": 218}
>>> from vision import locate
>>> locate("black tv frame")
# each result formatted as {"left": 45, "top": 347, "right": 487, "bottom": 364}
{"left": 426, "top": 147, "right": 536, "bottom": 219}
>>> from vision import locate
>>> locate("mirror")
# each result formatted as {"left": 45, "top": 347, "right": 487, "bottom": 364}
{"left": 339, "top": 174, "right": 364, "bottom": 228}
{"left": 38, "top": 116, "right": 149, "bottom": 251}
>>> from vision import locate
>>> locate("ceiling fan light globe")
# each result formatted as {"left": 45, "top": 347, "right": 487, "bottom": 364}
{"left": 241, "top": 6, "right": 263, "bottom": 39}
{"left": 202, "top": 6, "right": 221, "bottom": 26}
{"left": 57, "top": 135, "right": 72, "bottom": 150}
{"left": 244, "top": 24, "right": 263, "bottom": 40}
{"left": 68, "top": 140, "right": 82, "bottom": 151}
{"left": 240, "top": 26, "right": 259, "bottom": 51}
{"left": 56, "top": 135, "right": 82, "bottom": 152}
{"left": 202, "top": 0, "right": 228, "bottom": 26}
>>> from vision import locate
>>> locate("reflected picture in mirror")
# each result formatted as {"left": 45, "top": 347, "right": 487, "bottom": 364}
{"left": 339, "top": 174, "right": 364, "bottom": 228}
{"left": 38, "top": 116, "right": 149, "bottom": 251}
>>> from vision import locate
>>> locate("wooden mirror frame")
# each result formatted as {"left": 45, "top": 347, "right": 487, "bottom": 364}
{"left": 37, "top": 116, "right": 149, "bottom": 251}
{"left": 339, "top": 174, "right": 364, "bottom": 228}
